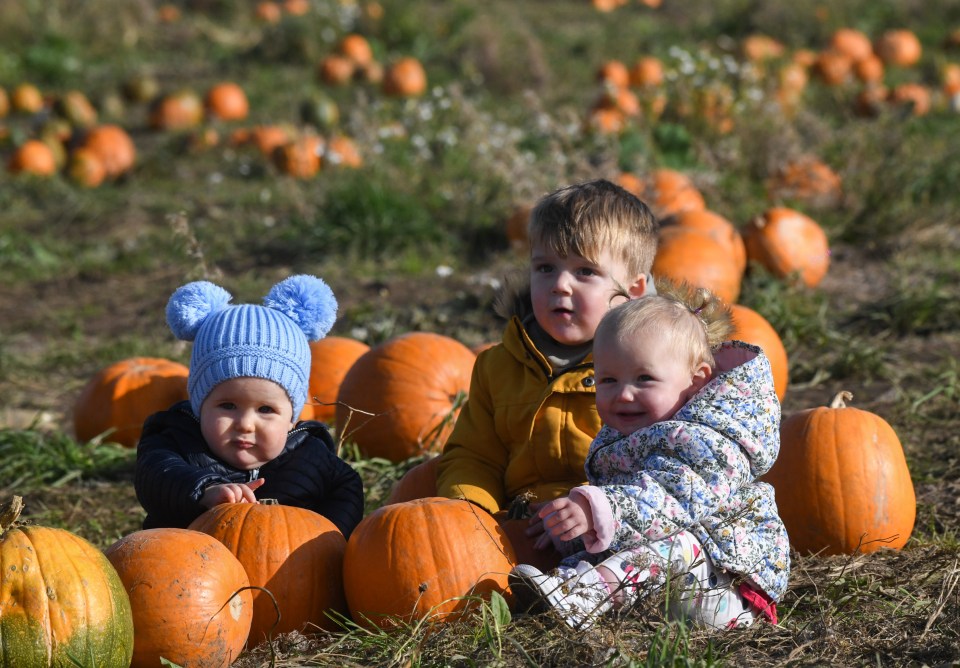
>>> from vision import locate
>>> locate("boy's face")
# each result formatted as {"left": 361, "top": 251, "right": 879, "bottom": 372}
{"left": 200, "top": 377, "right": 294, "bottom": 470}
{"left": 593, "top": 329, "right": 710, "bottom": 435}
{"left": 530, "top": 242, "right": 645, "bottom": 346}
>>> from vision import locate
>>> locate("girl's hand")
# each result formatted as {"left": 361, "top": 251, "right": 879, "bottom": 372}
{"left": 200, "top": 478, "right": 266, "bottom": 508}
{"left": 537, "top": 495, "right": 592, "bottom": 543}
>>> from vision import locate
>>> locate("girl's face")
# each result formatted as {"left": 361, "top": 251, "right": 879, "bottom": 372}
{"left": 529, "top": 242, "right": 645, "bottom": 346}
{"left": 200, "top": 377, "right": 294, "bottom": 470}
{"left": 593, "top": 329, "right": 710, "bottom": 436}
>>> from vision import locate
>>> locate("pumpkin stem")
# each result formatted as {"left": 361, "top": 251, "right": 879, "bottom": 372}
{"left": 0, "top": 495, "right": 24, "bottom": 535}
{"left": 830, "top": 390, "right": 853, "bottom": 409}
{"left": 259, "top": 498, "right": 279, "bottom": 505}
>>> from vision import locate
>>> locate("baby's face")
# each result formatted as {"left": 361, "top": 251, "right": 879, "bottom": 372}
{"left": 593, "top": 330, "right": 708, "bottom": 435}
{"left": 529, "top": 242, "right": 641, "bottom": 346}
{"left": 200, "top": 377, "right": 294, "bottom": 470}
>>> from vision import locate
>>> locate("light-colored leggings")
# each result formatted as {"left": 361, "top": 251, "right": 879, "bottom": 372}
{"left": 558, "top": 530, "right": 762, "bottom": 629}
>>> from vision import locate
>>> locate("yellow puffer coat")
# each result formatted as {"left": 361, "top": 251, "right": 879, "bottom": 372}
{"left": 436, "top": 315, "right": 601, "bottom": 513}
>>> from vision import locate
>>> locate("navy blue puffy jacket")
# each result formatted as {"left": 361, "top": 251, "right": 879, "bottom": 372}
{"left": 135, "top": 401, "right": 364, "bottom": 538}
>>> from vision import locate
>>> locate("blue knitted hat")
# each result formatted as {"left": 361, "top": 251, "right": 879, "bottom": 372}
{"left": 166, "top": 275, "right": 337, "bottom": 420}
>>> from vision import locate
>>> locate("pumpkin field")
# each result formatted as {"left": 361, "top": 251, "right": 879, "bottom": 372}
{"left": 3, "top": 0, "right": 960, "bottom": 665}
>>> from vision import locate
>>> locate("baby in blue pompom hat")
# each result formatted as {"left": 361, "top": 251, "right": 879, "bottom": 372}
{"left": 134, "top": 275, "right": 364, "bottom": 538}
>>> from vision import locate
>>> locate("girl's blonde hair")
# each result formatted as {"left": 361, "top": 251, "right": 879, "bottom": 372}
{"left": 595, "top": 278, "right": 734, "bottom": 372}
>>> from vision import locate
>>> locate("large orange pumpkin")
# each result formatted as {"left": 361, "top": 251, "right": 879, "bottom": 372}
{"left": 343, "top": 498, "right": 514, "bottom": 628}
{"left": 652, "top": 226, "right": 743, "bottom": 304}
{"left": 742, "top": 207, "right": 830, "bottom": 288}
{"left": 335, "top": 332, "right": 476, "bottom": 462}
{"left": 73, "top": 356, "right": 189, "bottom": 448}
{"left": 729, "top": 304, "right": 788, "bottom": 400}
{"left": 105, "top": 528, "right": 253, "bottom": 668}
{"left": 301, "top": 336, "right": 371, "bottom": 423}
{"left": 0, "top": 496, "right": 134, "bottom": 667}
{"left": 762, "top": 392, "right": 916, "bottom": 555}
{"left": 188, "top": 500, "right": 348, "bottom": 646}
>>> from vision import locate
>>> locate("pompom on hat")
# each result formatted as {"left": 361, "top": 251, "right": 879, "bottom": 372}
{"left": 166, "top": 275, "right": 337, "bottom": 420}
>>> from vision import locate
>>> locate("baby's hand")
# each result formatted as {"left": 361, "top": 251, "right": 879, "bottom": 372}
{"left": 537, "top": 495, "right": 592, "bottom": 544}
{"left": 200, "top": 478, "right": 265, "bottom": 508}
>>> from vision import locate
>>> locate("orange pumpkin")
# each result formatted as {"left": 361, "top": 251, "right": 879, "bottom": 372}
{"left": 383, "top": 57, "right": 428, "bottom": 97}
{"left": 629, "top": 56, "right": 664, "bottom": 88}
{"left": 10, "top": 83, "right": 44, "bottom": 114}
{"left": 741, "top": 34, "right": 786, "bottom": 62}
{"left": 0, "top": 496, "right": 134, "bottom": 667}
{"left": 742, "top": 207, "right": 830, "bottom": 288}
{"left": 273, "top": 135, "right": 323, "bottom": 179}
{"left": 596, "top": 60, "right": 630, "bottom": 89}
{"left": 640, "top": 168, "right": 707, "bottom": 220}
{"left": 105, "top": 528, "right": 253, "bottom": 668}
{"left": 301, "top": 336, "right": 370, "bottom": 423}
{"left": 829, "top": 28, "right": 874, "bottom": 63}
{"left": 188, "top": 500, "right": 348, "bottom": 646}
{"left": 875, "top": 29, "right": 922, "bottom": 67}
{"left": 7, "top": 140, "right": 57, "bottom": 176}
{"left": 318, "top": 54, "right": 357, "bottom": 86}
{"left": 73, "top": 357, "right": 189, "bottom": 448}
{"left": 67, "top": 147, "right": 107, "bottom": 188}
{"left": 813, "top": 49, "right": 853, "bottom": 86}
{"left": 0, "top": 86, "right": 9, "bottom": 118}
{"left": 652, "top": 226, "right": 743, "bottom": 304}
{"left": 254, "top": 1, "right": 282, "bottom": 23}
{"left": 853, "top": 54, "right": 885, "bottom": 84}
{"left": 336, "top": 332, "right": 476, "bottom": 462}
{"left": 343, "top": 498, "right": 514, "bottom": 628}
{"left": 762, "top": 391, "right": 916, "bottom": 555}
{"left": 728, "top": 304, "right": 788, "bottom": 400}
{"left": 324, "top": 135, "right": 363, "bottom": 168}
{"left": 765, "top": 157, "right": 842, "bottom": 207}
{"left": 338, "top": 33, "right": 374, "bottom": 67}
{"left": 385, "top": 455, "right": 440, "bottom": 505}
{"left": 205, "top": 82, "right": 250, "bottom": 122}
{"left": 149, "top": 89, "right": 204, "bottom": 130}
{"left": 80, "top": 124, "right": 136, "bottom": 178}
{"left": 888, "top": 82, "right": 931, "bottom": 116}
{"left": 664, "top": 209, "right": 746, "bottom": 274}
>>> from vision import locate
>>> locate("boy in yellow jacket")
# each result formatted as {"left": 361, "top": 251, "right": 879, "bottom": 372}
{"left": 436, "top": 178, "right": 659, "bottom": 524}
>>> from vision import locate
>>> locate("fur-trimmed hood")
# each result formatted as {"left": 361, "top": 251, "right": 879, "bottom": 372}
{"left": 493, "top": 269, "right": 534, "bottom": 322}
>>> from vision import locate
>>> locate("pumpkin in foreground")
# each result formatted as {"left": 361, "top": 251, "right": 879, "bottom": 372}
{"left": 0, "top": 496, "right": 134, "bottom": 667}
{"left": 189, "top": 500, "right": 348, "bottom": 646}
{"left": 105, "top": 527, "right": 253, "bottom": 668}
{"left": 762, "top": 391, "right": 916, "bottom": 555}
{"left": 343, "top": 497, "right": 515, "bottom": 628}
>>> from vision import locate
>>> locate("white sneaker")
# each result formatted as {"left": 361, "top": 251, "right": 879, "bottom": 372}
{"left": 509, "top": 563, "right": 612, "bottom": 629}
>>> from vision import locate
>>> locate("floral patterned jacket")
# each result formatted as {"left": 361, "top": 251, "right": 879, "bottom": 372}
{"left": 570, "top": 341, "right": 790, "bottom": 600}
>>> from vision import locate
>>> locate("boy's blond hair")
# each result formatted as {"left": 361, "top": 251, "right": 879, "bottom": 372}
{"left": 528, "top": 179, "right": 658, "bottom": 278}
{"left": 596, "top": 279, "right": 734, "bottom": 372}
